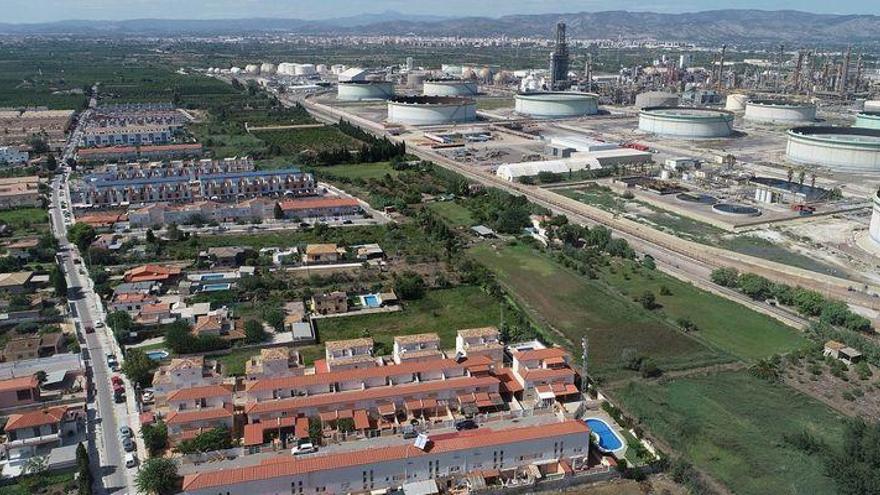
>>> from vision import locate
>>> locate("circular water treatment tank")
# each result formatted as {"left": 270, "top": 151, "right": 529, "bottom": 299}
{"left": 725, "top": 94, "right": 749, "bottom": 112}
{"left": 422, "top": 78, "right": 479, "bottom": 97}
{"left": 336, "top": 81, "right": 395, "bottom": 101}
{"left": 744, "top": 99, "right": 817, "bottom": 123}
{"left": 712, "top": 203, "right": 762, "bottom": 216}
{"left": 638, "top": 106, "right": 735, "bottom": 138}
{"left": 514, "top": 92, "right": 599, "bottom": 118}
{"left": 635, "top": 91, "right": 678, "bottom": 109}
{"left": 854, "top": 112, "right": 880, "bottom": 130}
{"left": 387, "top": 95, "right": 477, "bottom": 125}
{"left": 676, "top": 192, "right": 718, "bottom": 205}
{"left": 786, "top": 126, "right": 880, "bottom": 173}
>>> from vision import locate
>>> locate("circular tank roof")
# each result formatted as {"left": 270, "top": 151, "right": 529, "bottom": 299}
{"left": 339, "top": 80, "right": 389, "bottom": 85}
{"left": 788, "top": 126, "right": 880, "bottom": 147}
{"left": 389, "top": 95, "right": 475, "bottom": 106}
{"left": 424, "top": 78, "right": 470, "bottom": 83}
{"left": 747, "top": 99, "right": 815, "bottom": 108}
{"left": 640, "top": 106, "right": 734, "bottom": 120}
{"left": 516, "top": 91, "right": 598, "bottom": 101}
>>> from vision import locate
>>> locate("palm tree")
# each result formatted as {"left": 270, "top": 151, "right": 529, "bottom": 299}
{"left": 786, "top": 167, "right": 794, "bottom": 183}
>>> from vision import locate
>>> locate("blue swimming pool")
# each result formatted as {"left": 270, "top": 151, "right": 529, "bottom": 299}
{"left": 145, "top": 350, "right": 170, "bottom": 361}
{"left": 585, "top": 418, "right": 624, "bottom": 452}
{"left": 200, "top": 273, "right": 226, "bottom": 281}
{"left": 201, "top": 283, "right": 232, "bottom": 292}
{"left": 362, "top": 294, "right": 381, "bottom": 308}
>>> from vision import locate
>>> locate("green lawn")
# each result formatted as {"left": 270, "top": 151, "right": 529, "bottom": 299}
{"left": 476, "top": 98, "right": 513, "bottom": 111}
{"left": 309, "top": 162, "right": 398, "bottom": 181}
{"left": 427, "top": 201, "right": 477, "bottom": 228}
{"left": 316, "top": 286, "right": 501, "bottom": 352}
{"left": 251, "top": 127, "right": 361, "bottom": 154}
{"left": 0, "top": 469, "right": 75, "bottom": 495}
{"left": 612, "top": 371, "right": 844, "bottom": 495}
{"left": 602, "top": 261, "right": 805, "bottom": 361}
{"left": 469, "top": 243, "right": 726, "bottom": 377}
{"left": 0, "top": 207, "right": 49, "bottom": 235}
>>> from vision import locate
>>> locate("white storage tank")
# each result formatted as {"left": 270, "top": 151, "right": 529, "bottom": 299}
{"left": 866, "top": 101, "right": 880, "bottom": 113}
{"left": 514, "top": 92, "right": 599, "bottom": 118}
{"left": 786, "top": 126, "right": 880, "bottom": 173}
{"left": 295, "top": 64, "right": 317, "bottom": 76}
{"left": 855, "top": 112, "right": 880, "bottom": 130}
{"left": 725, "top": 94, "right": 749, "bottom": 112}
{"left": 744, "top": 99, "right": 817, "bottom": 123}
{"left": 337, "top": 81, "right": 395, "bottom": 101}
{"left": 423, "top": 78, "right": 479, "bottom": 97}
{"left": 639, "top": 107, "right": 735, "bottom": 138}
{"left": 260, "top": 63, "right": 277, "bottom": 75}
{"left": 387, "top": 96, "right": 477, "bottom": 125}
{"left": 245, "top": 64, "right": 260, "bottom": 74}
{"left": 635, "top": 91, "right": 678, "bottom": 109}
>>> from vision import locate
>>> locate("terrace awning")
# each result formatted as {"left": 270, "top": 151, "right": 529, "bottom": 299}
{"left": 295, "top": 417, "right": 310, "bottom": 439}
{"left": 353, "top": 409, "right": 370, "bottom": 430}
{"left": 535, "top": 386, "right": 556, "bottom": 400}
{"left": 319, "top": 411, "right": 337, "bottom": 422}
{"left": 377, "top": 403, "right": 397, "bottom": 416}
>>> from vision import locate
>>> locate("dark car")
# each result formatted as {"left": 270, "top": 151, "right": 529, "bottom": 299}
{"left": 454, "top": 419, "right": 478, "bottom": 431}
{"left": 402, "top": 426, "right": 419, "bottom": 439}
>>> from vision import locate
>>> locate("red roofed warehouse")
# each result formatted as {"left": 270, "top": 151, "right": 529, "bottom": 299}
{"left": 279, "top": 196, "right": 362, "bottom": 220}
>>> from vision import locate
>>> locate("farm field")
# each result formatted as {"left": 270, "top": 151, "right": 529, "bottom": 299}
{"left": 469, "top": 243, "right": 726, "bottom": 377}
{"left": 251, "top": 127, "right": 361, "bottom": 154}
{"left": 315, "top": 286, "right": 501, "bottom": 352}
{"left": 309, "top": 161, "right": 398, "bottom": 181}
{"left": 0, "top": 208, "right": 50, "bottom": 237}
{"left": 612, "top": 371, "right": 845, "bottom": 495}
{"left": 601, "top": 260, "right": 805, "bottom": 361}
{"left": 427, "top": 201, "right": 477, "bottom": 228}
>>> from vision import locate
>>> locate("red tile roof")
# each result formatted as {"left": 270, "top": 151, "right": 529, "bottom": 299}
{"left": 166, "top": 384, "right": 232, "bottom": 403}
{"left": 245, "top": 355, "right": 492, "bottom": 393}
{"left": 245, "top": 375, "right": 499, "bottom": 416}
{"left": 495, "top": 368, "right": 524, "bottom": 393}
{"left": 0, "top": 375, "right": 38, "bottom": 393}
{"left": 6, "top": 406, "right": 70, "bottom": 431}
{"left": 520, "top": 367, "right": 576, "bottom": 382}
{"left": 165, "top": 404, "right": 233, "bottom": 425}
{"left": 514, "top": 347, "right": 569, "bottom": 362}
{"left": 279, "top": 197, "right": 360, "bottom": 211}
{"left": 243, "top": 416, "right": 298, "bottom": 447}
{"left": 124, "top": 264, "right": 182, "bottom": 283}
{"left": 182, "top": 420, "right": 590, "bottom": 491}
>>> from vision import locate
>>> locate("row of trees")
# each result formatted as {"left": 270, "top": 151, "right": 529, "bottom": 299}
{"left": 710, "top": 267, "right": 872, "bottom": 333}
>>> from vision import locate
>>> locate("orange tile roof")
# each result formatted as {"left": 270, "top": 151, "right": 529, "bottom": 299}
{"left": 6, "top": 406, "right": 70, "bottom": 431}
{"left": 0, "top": 375, "right": 38, "bottom": 393}
{"left": 495, "top": 368, "right": 524, "bottom": 393}
{"left": 166, "top": 384, "right": 232, "bottom": 402}
{"left": 165, "top": 404, "right": 233, "bottom": 425}
{"left": 113, "top": 292, "right": 158, "bottom": 304}
{"left": 245, "top": 355, "right": 492, "bottom": 394}
{"left": 245, "top": 375, "right": 499, "bottom": 416}
{"left": 520, "top": 367, "right": 576, "bottom": 382}
{"left": 353, "top": 409, "right": 370, "bottom": 430}
{"left": 243, "top": 416, "right": 298, "bottom": 446}
{"left": 182, "top": 420, "right": 589, "bottom": 491}
{"left": 124, "top": 264, "right": 182, "bottom": 283}
{"left": 279, "top": 197, "right": 360, "bottom": 211}
{"left": 514, "top": 347, "right": 569, "bottom": 362}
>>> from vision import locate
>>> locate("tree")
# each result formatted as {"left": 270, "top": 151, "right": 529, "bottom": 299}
{"left": 642, "top": 255, "right": 656, "bottom": 270}
{"left": 738, "top": 273, "right": 772, "bottom": 300}
{"left": 145, "top": 229, "right": 156, "bottom": 243}
{"left": 68, "top": 223, "right": 96, "bottom": 251}
{"left": 308, "top": 417, "right": 323, "bottom": 444}
{"left": 122, "top": 348, "right": 157, "bottom": 388}
{"left": 76, "top": 442, "right": 93, "bottom": 495}
{"left": 175, "top": 426, "right": 232, "bottom": 454}
{"left": 50, "top": 265, "right": 67, "bottom": 298}
{"left": 823, "top": 419, "right": 880, "bottom": 495}
{"left": 639, "top": 358, "right": 661, "bottom": 378}
{"left": 394, "top": 271, "right": 425, "bottom": 300}
{"left": 166, "top": 223, "right": 184, "bottom": 242}
{"left": 336, "top": 417, "right": 355, "bottom": 433}
{"left": 20, "top": 455, "right": 48, "bottom": 494}
{"left": 244, "top": 319, "right": 269, "bottom": 344}
{"left": 710, "top": 267, "right": 739, "bottom": 287}
{"left": 141, "top": 420, "right": 168, "bottom": 456}
{"left": 638, "top": 291, "right": 657, "bottom": 310}
{"left": 45, "top": 154, "right": 57, "bottom": 171}
{"left": 794, "top": 288, "right": 825, "bottom": 317}
{"left": 135, "top": 458, "right": 178, "bottom": 495}
{"left": 107, "top": 310, "right": 134, "bottom": 342}
{"left": 273, "top": 202, "right": 284, "bottom": 220}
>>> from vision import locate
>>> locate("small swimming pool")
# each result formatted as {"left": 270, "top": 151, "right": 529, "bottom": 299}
{"left": 362, "top": 294, "right": 381, "bottom": 308}
{"left": 200, "top": 283, "right": 232, "bottom": 292}
{"left": 145, "top": 350, "right": 170, "bottom": 361}
{"left": 200, "top": 273, "right": 226, "bottom": 281}
{"left": 585, "top": 418, "right": 625, "bottom": 454}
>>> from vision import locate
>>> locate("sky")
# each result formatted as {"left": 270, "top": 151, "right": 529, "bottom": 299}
{"left": 3, "top": 0, "right": 879, "bottom": 23}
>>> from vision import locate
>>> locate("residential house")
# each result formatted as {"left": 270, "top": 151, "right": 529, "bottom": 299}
{"left": 0, "top": 176, "right": 41, "bottom": 209}
{"left": 0, "top": 272, "right": 34, "bottom": 294}
{"left": 3, "top": 333, "right": 65, "bottom": 362}
{"left": 508, "top": 343, "right": 579, "bottom": 404}
{"left": 152, "top": 357, "right": 223, "bottom": 401}
{"left": 0, "top": 375, "right": 40, "bottom": 410}
{"left": 123, "top": 264, "right": 182, "bottom": 283}
{"left": 245, "top": 347, "right": 304, "bottom": 381}
{"left": 90, "top": 233, "right": 124, "bottom": 251}
{"left": 311, "top": 292, "right": 348, "bottom": 315}
{"left": 824, "top": 340, "right": 863, "bottom": 365}
{"left": 192, "top": 310, "right": 244, "bottom": 342}
{"left": 200, "top": 246, "right": 250, "bottom": 268}
{"left": 4, "top": 238, "right": 39, "bottom": 259}
{"left": 2, "top": 405, "right": 84, "bottom": 458}
{"left": 323, "top": 338, "right": 376, "bottom": 372}
{"left": 353, "top": 243, "right": 384, "bottom": 261}
{"left": 109, "top": 292, "right": 160, "bottom": 314}
{"left": 278, "top": 196, "right": 362, "bottom": 220}
{"left": 393, "top": 333, "right": 443, "bottom": 364}
{"left": 455, "top": 327, "right": 504, "bottom": 364}
{"left": 135, "top": 302, "right": 173, "bottom": 325}
{"left": 302, "top": 244, "right": 343, "bottom": 264}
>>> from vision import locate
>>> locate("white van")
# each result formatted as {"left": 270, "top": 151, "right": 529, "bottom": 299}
{"left": 124, "top": 453, "right": 137, "bottom": 468}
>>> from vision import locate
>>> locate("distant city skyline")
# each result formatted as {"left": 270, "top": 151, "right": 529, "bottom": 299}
{"left": 3, "top": 0, "right": 880, "bottom": 24}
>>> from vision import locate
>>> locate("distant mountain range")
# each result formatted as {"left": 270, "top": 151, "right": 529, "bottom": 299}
{"left": 2, "top": 10, "right": 879, "bottom": 45}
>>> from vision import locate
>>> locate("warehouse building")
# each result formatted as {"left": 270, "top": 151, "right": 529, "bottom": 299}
{"left": 497, "top": 148, "right": 652, "bottom": 182}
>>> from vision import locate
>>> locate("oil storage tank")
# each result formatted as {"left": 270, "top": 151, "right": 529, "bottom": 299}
{"left": 639, "top": 107, "right": 734, "bottom": 138}
{"left": 786, "top": 126, "right": 880, "bottom": 173}
{"left": 336, "top": 80, "right": 395, "bottom": 101}
{"left": 865, "top": 101, "right": 880, "bottom": 113}
{"left": 514, "top": 92, "right": 599, "bottom": 118}
{"left": 635, "top": 91, "right": 678, "bottom": 110}
{"left": 387, "top": 96, "right": 476, "bottom": 125}
{"left": 744, "top": 99, "right": 816, "bottom": 123}
{"left": 423, "top": 78, "right": 479, "bottom": 97}
{"left": 855, "top": 112, "right": 880, "bottom": 130}
{"left": 725, "top": 94, "right": 749, "bottom": 112}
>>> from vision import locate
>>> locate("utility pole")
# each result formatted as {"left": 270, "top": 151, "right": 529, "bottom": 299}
{"left": 580, "top": 336, "right": 589, "bottom": 393}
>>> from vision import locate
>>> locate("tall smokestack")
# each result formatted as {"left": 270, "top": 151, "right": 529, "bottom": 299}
{"left": 550, "top": 22, "right": 570, "bottom": 91}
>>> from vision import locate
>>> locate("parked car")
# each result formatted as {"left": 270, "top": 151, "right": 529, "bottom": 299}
{"left": 291, "top": 441, "right": 317, "bottom": 455}
{"left": 119, "top": 425, "right": 132, "bottom": 438}
{"left": 402, "top": 426, "right": 419, "bottom": 439}
{"left": 124, "top": 453, "right": 137, "bottom": 468}
{"left": 114, "top": 389, "right": 126, "bottom": 404}
{"left": 95, "top": 322, "right": 105, "bottom": 329}
{"left": 111, "top": 375, "right": 123, "bottom": 387}
{"left": 122, "top": 437, "right": 135, "bottom": 452}
{"left": 454, "top": 419, "right": 478, "bottom": 431}
{"left": 141, "top": 391, "right": 154, "bottom": 404}
{"left": 85, "top": 326, "right": 95, "bottom": 334}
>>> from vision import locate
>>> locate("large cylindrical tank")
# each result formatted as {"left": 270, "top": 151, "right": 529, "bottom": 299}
{"left": 635, "top": 91, "right": 678, "bottom": 109}
{"left": 277, "top": 63, "right": 296, "bottom": 76}
{"left": 866, "top": 101, "right": 880, "bottom": 113}
{"left": 295, "top": 64, "right": 316, "bottom": 76}
{"left": 337, "top": 81, "right": 395, "bottom": 101}
{"left": 639, "top": 107, "right": 735, "bottom": 138}
{"left": 514, "top": 92, "right": 599, "bottom": 118}
{"left": 855, "top": 112, "right": 880, "bottom": 130}
{"left": 245, "top": 64, "right": 260, "bottom": 74}
{"left": 260, "top": 63, "right": 277, "bottom": 75}
{"left": 725, "top": 94, "right": 749, "bottom": 112}
{"left": 744, "top": 99, "right": 816, "bottom": 123}
{"left": 786, "top": 126, "right": 880, "bottom": 173}
{"left": 387, "top": 96, "right": 477, "bottom": 125}
{"left": 423, "top": 79, "right": 479, "bottom": 97}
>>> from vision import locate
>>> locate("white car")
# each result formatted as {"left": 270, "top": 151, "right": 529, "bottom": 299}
{"left": 124, "top": 452, "right": 137, "bottom": 468}
{"left": 291, "top": 442, "right": 317, "bottom": 455}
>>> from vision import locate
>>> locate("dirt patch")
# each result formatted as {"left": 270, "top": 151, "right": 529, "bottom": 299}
{"left": 783, "top": 360, "right": 880, "bottom": 421}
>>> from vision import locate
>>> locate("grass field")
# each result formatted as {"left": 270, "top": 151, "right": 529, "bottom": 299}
{"left": 612, "top": 371, "right": 844, "bottom": 495}
{"left": 0, "top": 208, "right": 49, "bottom": 236}
{"left": 0, "top": 468, "right": 74, "bottom": 495}
{"left": 476, "top": 98, "right": 514, "bottom": 111}
{"left": 602, "top": 261, "right": 805, "bottom": 361}
{"left": 309, "top": 162, "right": 398, "bottom": 181}
{"left": 427, "top": 201, "right": 476, "bottom": 228}
{"left": 469, "top": 243, "right": 726, "bottom": 376}
{"left": 316, "top": 286, "right": 501, "bottom": 352}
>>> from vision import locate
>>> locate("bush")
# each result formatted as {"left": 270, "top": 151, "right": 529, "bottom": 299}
{"left": 394, "top": 271, "right": 425, "bottom": 300}
{"left": 175, "top": 426, "right": 232, "bottom": 454}
{"left": 638, "top": 291, "right": 657, "bottom": 310}
{"left": 710, "top": 267, "right": 739, "bottom": 287}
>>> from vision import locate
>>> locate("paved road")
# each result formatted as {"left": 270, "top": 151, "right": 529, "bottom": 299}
{"left": 52, "top": 103, "right": 139, "bottom": 495}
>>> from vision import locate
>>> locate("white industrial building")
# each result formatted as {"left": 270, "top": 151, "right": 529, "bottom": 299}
{"left": 181, "top": 420, "right": 590, "bottom": 495}
{"left": 725, "top": 94, "right": 749, "bottom": 112}
{"left": 744, "top": 100, "right": 816, "bottom": 124}
{"left": 0, "top": 146, "right": 28, "bottom": 165}
{"left": 635, "top": 91, "right": 678, "bottom": 109}
{"left": 786, "top": 126, "right": 880, "bottom": 173}
{"left": 638, "top": 107, "right": 734, "bottom": 138}
{"left": 497, "top": 148, "right": 652, "bottom": 182}
{"left": 514, "top": 92, "right": 599, "bottom": 118}
{"left": 387, "top": 96, "right": 476, "bottom": 125}
{"left": 338, "top": 68, "right": 368, "bottom": 82}
{"left": 546, "top": 135, "right": 619, "bottom": 158}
